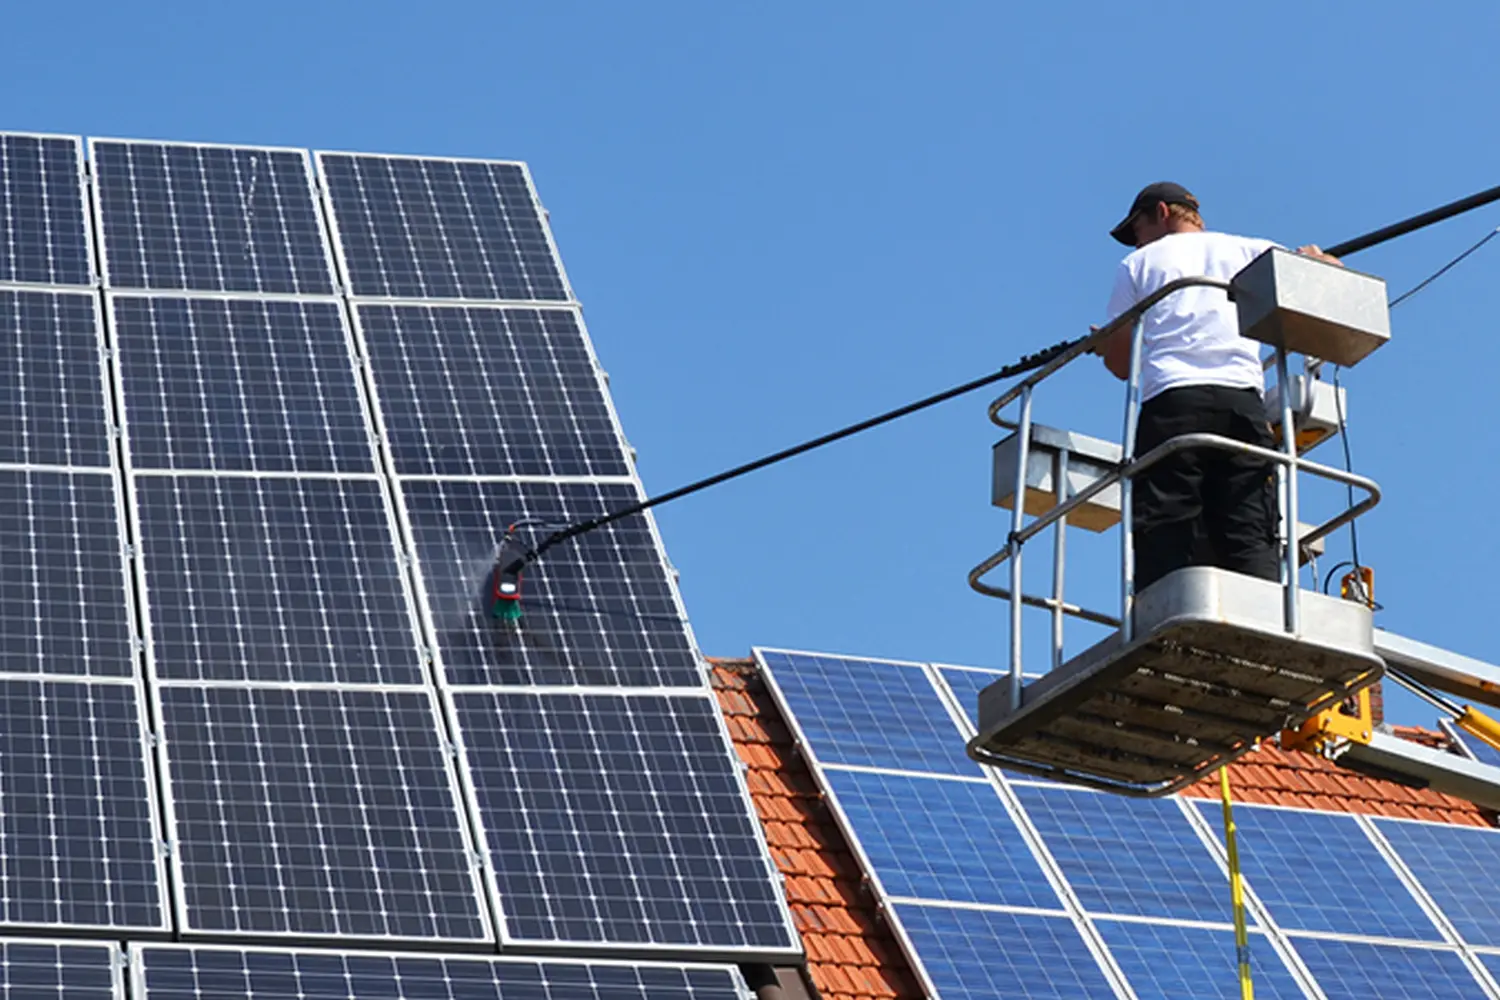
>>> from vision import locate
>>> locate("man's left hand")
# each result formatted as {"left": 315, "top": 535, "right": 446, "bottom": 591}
{"left": 1296, "top": 244, "right": 1344, "bottom": 267}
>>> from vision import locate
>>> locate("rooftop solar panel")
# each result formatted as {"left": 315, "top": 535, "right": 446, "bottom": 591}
{"left": 401, "top": 479, "right": 698, "bottom": 687}
{"left": 893, "top": 903, "right": 1115, "bottom": 999}
{"left": 134, "top": 945, "right": 745, "bottom": 1000}
{"left": 133, "top": 475, "right": 423, "bottom": 685}
{"left": 1190, "top": 802, "right": 1440, "bottom": 940}
{"left": 0, "top": 291, "right": 110, "bottom": 468}
{"left": 1443, "top": 721, "right": 1500, "bottom": 769}
{"left": 756, "top": 650, "right": 976, "bottom": 775}
{"left": 92, "top": 140, "right": 335, "bottom": 294}
{"left": 822, "top": 768, "right": 1060, "bottom": 909}
{"left": 0, "top": 133, "right": 91, "bottom": 286}
{"left": 158, "top": 684, "right": 488, "bottom": 942}
{"left": 1376, "top": 817, "right": 1500, "bottom": 947}
{"left": 453, "top": 690, "right": 796, "bottom": 953}
{"left": 0, "top": 470, "right": 133, "bottom": 678}
{"left": 1290, "top": 937, "right": 1489, "bottom": 999}
{"left": 1014, "top": 785, "right": 1235, "bottom": 923}
{"left": 356, "top": 304, "right": 628, "bottom": 477}
{"left": 112, "top": 296, "right": 373, "bottom": 474}
{"left": 1093, "top": 920, "right": 1306, "bottom": 1000}
{"left": 934, "top": 664, "right": 1008, "bottom": 730}
{"left": 0, "top": 679, "right": 164, "bottom": 931}
{"left": 0, "top": 940, "right": 119, "bottom": 999}
{"left": 318, "top": 153, "right": 568, "bottom": 301}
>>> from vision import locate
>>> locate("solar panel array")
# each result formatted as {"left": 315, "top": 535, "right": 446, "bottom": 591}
{"left": 0, "top": 131, "right": 793, "bottom": 995}
{"left": 758, "top": 647, "right": 1500, "bottom": 999}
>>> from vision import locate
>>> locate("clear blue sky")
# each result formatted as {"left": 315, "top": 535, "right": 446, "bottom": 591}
{"left": 9, "top": 2, "right": 1498, "bottom": 727}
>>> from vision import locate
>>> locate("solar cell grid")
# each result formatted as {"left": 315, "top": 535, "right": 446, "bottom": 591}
{"left": 822, "top": 768, "right": 1060, "bottom": 909}
{"left": 402, "top": 479, "right": 698, "bottom": 687}
{"left": 357, "top": 304, "right": 627, "bottom": 477}
{"left": 1193, "top": 802, "right": 1440, "bottom": 940}
{"left": 893, "top": 904, "right": 1114, "bottom": 999}
{"left": 1376, "top": 818, "right": 1500, "bottom": 947}
{"left": 159, "top": 685, "right": 487, "bottom": 942}
{"left": 0, "top": 469, "right": 133, "bottom": 678}
{"left": 0, "top": 133, "right": 91, "bottom": 286}
{"left": 1093, "top": 921, "right": 1306, "bottom": 1000}
{"left": 92, "top": 140, "right": 334, "bottom": 294}
{"left": 134, "top": 475, "right": 423, "bottom": 685}
{"left": 113, "top": 297, "right": 373, "bottom": 474}
{"left": 0, "top": 291, "right": 109, "bottom": 468}
{"left": 1291, "top": 938, "right": 1489, "bottom": 1000}
{"left": 757, "top": 650, "right": 975, "bottom": 775}
{"left": 934, "top": 664, "right": 1008, "bottom": 730}
{"left": 319, "top": 153, "right": 568, "bottom": 301}
{"left": 135, "top": 946, "right": 745, "bottom": 1000}
{"left": 1014, "top": 785, "right": 1233, "bottom": 923}
{"left": 0, "top": 941, "right": 119, "bottom": 999}
{"left": 1447, "top": 723, "right": 1500, "bottom": 770}
{"left": 0, "top": 679, "right": 163, "bottom": 931}
{"left": 454, "top": 690, "right": 795, "bottom": 952}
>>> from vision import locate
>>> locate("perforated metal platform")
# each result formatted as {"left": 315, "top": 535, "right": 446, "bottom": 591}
{"left": 967, "top": 567, "right": 1385, "bottom": 796}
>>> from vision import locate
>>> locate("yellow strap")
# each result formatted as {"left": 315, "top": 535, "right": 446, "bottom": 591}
{"left": 1220, "top": 767, "right": 1255, "bottom": 1000}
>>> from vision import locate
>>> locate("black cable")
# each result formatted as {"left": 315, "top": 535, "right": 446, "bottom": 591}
{"left": 1387, "top": 225, "right": 1500, "bottom": 309}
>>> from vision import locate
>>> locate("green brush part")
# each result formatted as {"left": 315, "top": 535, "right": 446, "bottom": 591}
{"left": 491, "top": 599, "right": 523, "bottom": 622}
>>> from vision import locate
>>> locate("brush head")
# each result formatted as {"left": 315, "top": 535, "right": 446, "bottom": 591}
{"left": 487, "top": 532, "right": 531, "bottom": 621}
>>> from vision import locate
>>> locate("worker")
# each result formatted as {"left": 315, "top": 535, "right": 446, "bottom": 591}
{"left": 1096, "top": 182, "right": 1341, "bottom": 591}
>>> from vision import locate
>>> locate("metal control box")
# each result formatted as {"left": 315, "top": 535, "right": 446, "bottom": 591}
{"left": 1266, "top": 374, "right": 1346, "bottom": 454}
{"left": 1231, "top": 248, "right": 1390, "bottom": 367}
{"left": 992, "top": 423, "right": 1122, "bottom": 533}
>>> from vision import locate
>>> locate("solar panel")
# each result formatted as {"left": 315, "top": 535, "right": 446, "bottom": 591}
{"left": 132, "top": 475, "right": 423, "bottom": 685}
{"left": 157, "top": 685, "right": 488, "bottom": 942}
{"left": 0, "top": 940, "right": 119, "bottom": 999}
{"left": 1376, "top": 817, "right": 1500, "bottom": 947}
{"left": 1013, "top": 785, "right": 1235, "bottom": 923}
{"left": 134, "top": 945, "right": 746, "bottom": 1000}
{"left": 933, "top": 664, "right": 1008, "bottom": 730}
{"left": 1191, "top": 802, "right": 1441, "bottom": 940}
{"left": 0, "top": 679, "right": 164, "bottom": 931}
{"left": 756, "top": 650, "right": 975, "bottom": 775}
{"left": 318, "top": 153, "right": 568, "bottom": 301}
{"left": 1290, "top": 937, "right": 1489, "bottom": 999}
{"left": 0, "top": 470, "right": 134, "bottom": 678}
{"left": 821, "top": 768, "right": 1060, "bottom": 909}
{"left": 0, "top": 291, "right": 110, "bottom": 468}
{"left": 0, "top": 133, "right": 91, "bottom": 286}
{"left": 401, "top": 479, "right": 697, "bottom": 687}
{"left": 92, "top": 140, "right": 335, "bottom": 294}
{"left": 452, "top": 690, "right": 795, "bottom": 951}
{"left": 112, "top": 297, "right": 373, "bottom": 474}
{"left": 893, "top": 903, "right": 1115, "bottom": 999}
{"left": 355, "top": 304, "right": 628, "bottom": 477}
{"left": 1443, "top": 721, "right": 1500, "bottom": 769}
{"left": 1093, "top": 920, "right": 1306, "bottom": 1000}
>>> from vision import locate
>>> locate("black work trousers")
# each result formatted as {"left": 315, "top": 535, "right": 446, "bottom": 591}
{"left": 1131, "top": 384, "right": 1280, "bottom": 591}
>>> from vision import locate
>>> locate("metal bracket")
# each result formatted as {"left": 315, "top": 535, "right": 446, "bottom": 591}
{"left": 1281, "top": 686, "right": 1374, "bottom": 754}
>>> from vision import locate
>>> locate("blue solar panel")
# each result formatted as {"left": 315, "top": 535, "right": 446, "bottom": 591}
{"left": 0, "top": 134, "right": 91, "bottom": 286}
{"left": 1192, "top": 802, "right": 1441, "bottom": 940}
{"left": 0, "top": 680, "right": 163, "bottom": 930}
{"left": 134, "top": 476, "right": 422, "bottom": 684}
{"left": 158, "top": 685, "right": 487, "bottom": 941}
{"left": 113, "top": 297, "right": 373, "bottom": 474}
{"left": 1377, "top": 817, "right": 1500, "bottom": 946}
{"left": 1014, "top": 785, "right": 1233, "bottom": 922}
{"left": 894, "top": 903, "right": 1113, "bottom": 999}
{"left": 402, "top": 479, "right": 698, "bottom": 687}
{"left": 1094, "top": 920, "right": 1305, "bottom": 1000}
{"left": 136, "top": 945, "right": 744, "bottom": 1000}
{"left": 934, "top": 665, "right": 1013, "bottom": 733}
{"left": 1291, "top": 937, "right": 1488, "bottom": 999}
{"left": 92, "top": 140, "right": 335, "bottom": 294}
{"left": 357, "top": 304, "right": 628, "bottom": 477}
{"left": 1447, "top": 724, "right": 1500, "bottom": 769}
{"left": 453, "top": 691, "right": 794, "bottom": 951}
{"left": 319, "top": 153, "right": 568, "bottom": 301}
{"left": 822, "top": 769, "right": 1060, "bottom": 909}
{"left": 0, "top": 940, "right": 118, "bottom": 999}
{"left": 0, "top": 291, "right": 109, "bottom": 468}
{"left": 757, "top": 650, "right": 974, "bottom": 775}
{"left": 0, "top": 470, "right": 133, "bottom": 678}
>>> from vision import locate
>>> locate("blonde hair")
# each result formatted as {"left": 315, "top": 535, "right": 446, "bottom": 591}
{"left": 1168, "top": 202, "right": 1204, "bottom": 228}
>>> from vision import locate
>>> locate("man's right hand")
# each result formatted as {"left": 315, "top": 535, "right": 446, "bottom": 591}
{"left": 1296, "top": 244, "right": 1344, "bottom": 267}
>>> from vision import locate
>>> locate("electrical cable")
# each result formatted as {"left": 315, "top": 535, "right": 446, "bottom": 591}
{"left": 1387, "top": 225, "right": 1500, "bottom": 309}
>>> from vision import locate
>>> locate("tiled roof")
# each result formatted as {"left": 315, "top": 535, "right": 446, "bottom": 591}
{"left": 712, "top": 657, "right": 1499, "bottom": 997}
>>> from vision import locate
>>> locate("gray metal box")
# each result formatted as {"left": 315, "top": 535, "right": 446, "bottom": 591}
{"left": 992, "top": 423, "right": 1122, "bottom": 533}
{"left": 1265, "top": 374, "right": 1346, "bottom": 454}
{"left": 1231, "top": 248, "right": 1390, "bottom": 367}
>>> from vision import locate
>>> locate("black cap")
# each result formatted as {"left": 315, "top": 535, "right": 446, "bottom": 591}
{"left": 1110, "top": 181, "right": 1200, "bottom": 246}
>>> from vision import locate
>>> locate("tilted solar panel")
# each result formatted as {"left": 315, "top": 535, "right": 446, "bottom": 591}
{"left": 92, "top": 140, "right": 336, "bottom": 294}
{"left": 1376, "top": 817, "right": 1500, "bottom": 947}
{"left": 0, "top": 291, "right": 110, "bottom": 468}
{"left": 1290, "top": 937, "right": 1491, "bottom": 999}
{"left": 0, "top": 133, "right": 91, "bottom": 286}
{"left": 0, "top": 940, "right": 120, "bottom": 999}
{"left": 133, "top": 945, "right": 746, "bottom": 1000}
{"left": 1092, "top": 920, "right": 1306, "bottom": 1000}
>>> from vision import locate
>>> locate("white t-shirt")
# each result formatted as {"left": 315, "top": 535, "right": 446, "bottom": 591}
{"left": 1105, "top": 231, "right": 1279, "bottom": 402}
